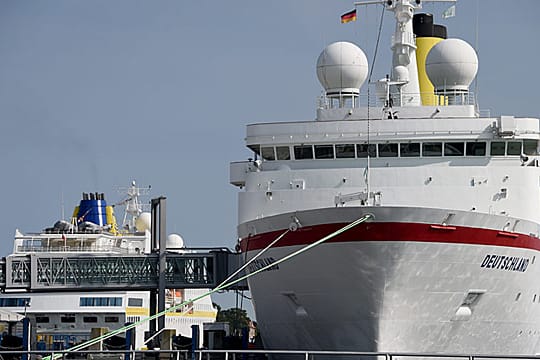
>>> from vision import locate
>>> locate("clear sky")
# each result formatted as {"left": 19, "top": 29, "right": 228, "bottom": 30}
{"left": 0, "top": 0, "right": 538, "bottom": 314}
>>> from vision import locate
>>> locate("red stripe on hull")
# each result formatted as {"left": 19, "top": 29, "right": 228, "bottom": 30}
{"left": 240, "top": 222, "right": 540, "bottom": 252}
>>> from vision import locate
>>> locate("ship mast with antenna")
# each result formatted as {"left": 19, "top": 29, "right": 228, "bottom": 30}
{"left": 354, "top": 0, "right": 456, "bottom": 107}
{"left": 116, "top": 181, "right": 151, "bottom": 233}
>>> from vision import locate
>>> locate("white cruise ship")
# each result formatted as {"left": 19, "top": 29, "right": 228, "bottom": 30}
{"left": 0, "top": 182, "right": 216, "bottom": 350}
{"left": 230, "top": 0, "right": 540, "bottom": 355}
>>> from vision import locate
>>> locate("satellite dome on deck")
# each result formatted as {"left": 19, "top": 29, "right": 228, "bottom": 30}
{"left": 425, "top": 38, "right": 478, "bottom": 92}
{"left": 167, "top": 233, "right": 184, "bottom": 249}
{"left": 316, "top": 42, "right": 368, "bottom": 95}
{"left": 135, "top": 212, "right": 151, "bottom": 232}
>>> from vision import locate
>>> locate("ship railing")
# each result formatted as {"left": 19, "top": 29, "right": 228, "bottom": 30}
{"left": 5, "top": 349, "right": 540, "bottom": 360}
{"left": 15, "top": 245, "right": 132, "bottom": 254}
{"left": 318, "top": 91, "right": 476, "bottom": 110}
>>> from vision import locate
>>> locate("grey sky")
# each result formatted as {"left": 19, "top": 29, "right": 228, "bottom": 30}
{"left": 0, "top": 1, "right": 538, "bottom": 312}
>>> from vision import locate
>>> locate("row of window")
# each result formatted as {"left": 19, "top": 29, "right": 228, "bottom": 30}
{"left": 79, "top": 297, "right": 122, "bottom": 307}
{"left": 252, "top": 140, "right": 538, "bottom": 161}
{"left": 0, "top": 298, "right": 30, "bottom": 307}
{"left": 0, "top": 297, "right": 141, "bottom": 309}
{"left": 36, "top": 315, "right": 119, "bottom": 323}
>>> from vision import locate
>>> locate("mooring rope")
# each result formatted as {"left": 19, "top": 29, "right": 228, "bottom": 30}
{"left": 43, "top": 213, "right": 372, "bottom": 359}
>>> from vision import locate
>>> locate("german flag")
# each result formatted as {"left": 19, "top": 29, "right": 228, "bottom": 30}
{"left": 341, "top": 9, "right": 357, "bottom": 24}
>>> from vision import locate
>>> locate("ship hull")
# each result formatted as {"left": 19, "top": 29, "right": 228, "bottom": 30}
{"left": 239, "top": 206, "right": 540, "bottom": 354}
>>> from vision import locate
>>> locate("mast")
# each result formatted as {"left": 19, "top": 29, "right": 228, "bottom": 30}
{"left": 116, "top": 181, "right": 151, "bottom": 232}
{"left": 389, "top": 0, "right": 421, "bottom": 106}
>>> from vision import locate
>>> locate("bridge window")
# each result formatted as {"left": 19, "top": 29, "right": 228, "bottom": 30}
{"left": 507, "top": 141, "right": 522, "bottom": 156}
{"left": 335, "top": 144, "right": 355, "bottom": 158}
{"left": 261, "top": 147, "right": 275, "bottom": 161}
{"left": 444, "top": 142, "right": 464, "bottom": 156}
{"left": 357, "top": 144, "right": 376, "bottom": 158}
{"left": 466, "top": 142, "right": 486, "bottom": 156}
{"left": 276, "top": 146, "right": 290, "bottom": 160}
{"left": 294, "top": 145, "right": 313, "bottom": 159}
{"left": 400, "top": 143, "right": 420, "bottom": 157}
{"left": 379, "top": 143, "right": 398, "bottom": 157}
{"left": 422, "top": 142, "right": 442, "bottom": 156}
{"left": 247, "top": 144, "right": 261, "bottom": 156}
{"left": 490, "top": 141, "right": 505, "bottom": 156}
{"left": 83, "top": 316, "right": 98, "bottom": 323}
{"left": 523, "top": 140, "right": 539, "bottom": 155}
{"left": 105, "top": 316, "right": 119, "bottom": 323}
{"left": 314, "top": 145, "right": 334, "bottom": 159}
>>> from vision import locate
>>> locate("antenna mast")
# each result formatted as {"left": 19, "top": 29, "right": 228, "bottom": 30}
{"left": 354, "top": 0, "right": 456, "bottom": 107}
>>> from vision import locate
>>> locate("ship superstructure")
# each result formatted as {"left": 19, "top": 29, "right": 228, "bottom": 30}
{"left": 230, "top": 0, "right": 540, "bottom": 355}
{"left": 2, "top": 182, "right": 216, "bottom": 350}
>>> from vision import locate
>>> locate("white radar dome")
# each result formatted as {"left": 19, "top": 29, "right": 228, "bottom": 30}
{"left": 167, "top": 233, "right": 184, "bottom": 249}
{"left": 316, "top": 41, "right": 368, "bottom": 95}
{"left": 393, "top": 65, "right": 409, "bottom": 82}
{"left": 135, "top": 212, "right": 151, "bottom": 232}
{"left": 425, "top": 38, "right": 478, "bottom": 92}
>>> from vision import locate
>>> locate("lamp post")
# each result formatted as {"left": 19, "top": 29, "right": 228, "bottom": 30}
{"left": 22, "top": 300, "right": 30, "bottom": 360}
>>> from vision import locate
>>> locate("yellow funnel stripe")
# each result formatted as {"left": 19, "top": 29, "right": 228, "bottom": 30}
{"left": 416, "top": 36, "right": 443, "bottom": 106}
{"left": 106, "top": 205, "right": 118, "bottom": 235}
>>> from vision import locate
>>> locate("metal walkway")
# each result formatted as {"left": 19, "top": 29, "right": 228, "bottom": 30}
{"left": 0, "top": 198, "right": 247, "bottom": 293}
{"left": 0, "top": 250, "right": 246, "bottom": 292}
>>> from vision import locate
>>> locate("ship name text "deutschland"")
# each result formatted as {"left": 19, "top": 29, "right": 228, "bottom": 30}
{"left": 248, "top": 257, "right": 279, "bottom": 273}
{"left": 480, "top": 254, "right": 529, "bottom": 272}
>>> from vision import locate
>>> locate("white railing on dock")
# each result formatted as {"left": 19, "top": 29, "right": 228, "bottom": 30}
{"left": 4, "top": 349, "right": 540, "bottom": 360}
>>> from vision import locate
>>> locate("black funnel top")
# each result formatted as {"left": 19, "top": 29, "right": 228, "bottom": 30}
{"left": 413, "top": 13, "right": 447, "bottom": 39}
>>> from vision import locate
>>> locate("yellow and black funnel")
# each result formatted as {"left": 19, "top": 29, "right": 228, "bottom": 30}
{"left": 413, "top": 14, "right": 447, "bottom": 105}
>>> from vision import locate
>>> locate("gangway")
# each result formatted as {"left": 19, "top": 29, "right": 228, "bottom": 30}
{"left": 0, "top": 250, "right": 246, "bottom": 292}
{"left": 0, "top": 196, "right": 247, "bottom": 293}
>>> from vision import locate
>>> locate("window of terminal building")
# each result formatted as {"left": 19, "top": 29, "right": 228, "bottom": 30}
{"left": 276, "top": 146, "right": 291, "bottom": 160}
{"left": 128, "top": 298, "right": 143, "bottom": 307}
{"left": 444, "top": 142, "right": 464, "bottom": 156}
{"left": 261, "top": 147, "right": 275, "bottom": 161}
{"left": 400, "top": 143, "right": 420, "bottom": 157}
{"left": 0, "top": 298, "right": 30, "bottom": 307}
{"left": 422, "top": 142, "right": 442, "bottom": 156}
{"left": 61, "top": 316, "right": 76, "bottom": 323}
{"left": 378, "top": 143, "right": 398, "bottom": 157}
{"left": 466, "top": 142, "right": 486, "bottom": 156}
{"left": 507, "top": 141, "right": 522, "bottom": 156}
{"left": 105, "top": 316, "right": 119, "bottom": 323}
{"left": 35, "top": 316, "right": 49, "bottom": 323}
{"left": 335, "top": 144, "right": 355, "bottom": 158}
{"left": 83, "top": 316, "right": 98, "bottom": 323}
{"left": 523, "top": 140, "right": 539, "bottom": 155}
{"left": 80, "top": 297, "right": 122, "bottom": 307}
{"left": 357, "top": 144, "right": 376, "bottom": 158}
{"left": 314, "top": 145, "right": 334, "bottom": 159}
{"left": 490, "top": 141, "right": 506, "bottom": 156}
{"left": 294, "top": 145, "right": 313, "bottom": 160}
